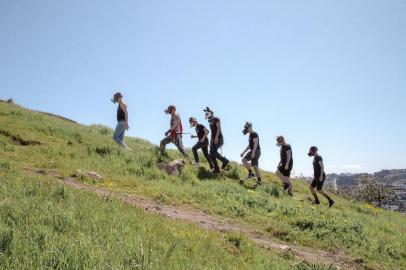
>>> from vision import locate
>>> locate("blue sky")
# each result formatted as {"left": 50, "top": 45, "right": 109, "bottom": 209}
{"left": 1, "top": 0, "right": 405, "bottom": 176}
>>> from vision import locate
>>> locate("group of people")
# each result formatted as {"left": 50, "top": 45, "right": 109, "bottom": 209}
{"left": 111, "top": 92, "right": 335, "bottom": 207}
{"left": 160, "top": 105, "right": 230, "bottom": 175}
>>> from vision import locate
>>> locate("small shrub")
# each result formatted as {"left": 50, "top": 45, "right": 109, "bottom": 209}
{"left": 95, "top": 146, "right": 113, "bottom": 156}
{"left": 266, "top": 184, "right": 279, "bottom": 197}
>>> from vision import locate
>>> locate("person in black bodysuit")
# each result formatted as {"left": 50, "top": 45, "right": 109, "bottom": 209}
{"left": 189, "top": 117, "right": 213, "bottom": 169}
{"left": 204, "top": 107, "right": 229, "bottom": 174}
{"left": 308, "top": 146, "right": 335, "bottom": 207}
{"left": 111, "top": 92, "right": 130, "bottom": 149}
{"left": 276, "top": 136, "right": 293, "bottom": 195}
{"left": 240, "top": 122, "right": 262, "bottom": 189}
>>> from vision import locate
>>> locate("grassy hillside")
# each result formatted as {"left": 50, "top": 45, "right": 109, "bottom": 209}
{"left": 1, "top": 164, "right": 304, "bottom": 269}
{"left": 1, "top": 102, "right": 405, "bottom": 269}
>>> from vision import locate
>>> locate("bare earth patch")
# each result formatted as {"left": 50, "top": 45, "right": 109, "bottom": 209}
{"left": 24, "top": 167, "right": 370, "bottom": 270}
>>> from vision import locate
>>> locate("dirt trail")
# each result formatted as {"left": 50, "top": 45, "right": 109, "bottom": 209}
{"left": 25, "top": 167, "right": 367, "bottom": 270}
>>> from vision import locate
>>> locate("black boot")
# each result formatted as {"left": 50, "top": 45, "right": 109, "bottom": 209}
{"left": 253, "top": 178, "right": 262, "bottom": 189}
{"left": 221, "top": 159, "right": 229, "bottom": 170}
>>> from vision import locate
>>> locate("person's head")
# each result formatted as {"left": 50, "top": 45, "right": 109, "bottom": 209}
{"left": 203, "top": 107, "right": 214, "bottom": 121}
{"left": 276, "top": 135, "right": 286, "bottom": 146}
{"left": 165, "top": 105, "right": 176, "bottom": 115}
{"left": 189, "top": 117, "right": 198, "bottom": 128}
{"left": 308, "top": 146, "right": 318, "bottom": 157}
{"left": 111, "top": 92, "right": 123, "bottom": 103}
{"left": 242, "top": 122, "right": 253, "bottom": 135}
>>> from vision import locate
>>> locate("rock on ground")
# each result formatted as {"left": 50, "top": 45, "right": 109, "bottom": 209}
{"left": 158, "top": 159, "right": 185, "bottom": 176}
{"left": 74, "top": 170, "right": 103, "bottom": 181}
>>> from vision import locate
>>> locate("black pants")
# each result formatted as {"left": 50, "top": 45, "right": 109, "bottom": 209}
{"left": 192, "top": 141, "right": 213, "bottom": 168}
{"left": 210, "top": 139, "right": 228, "bottom": 171}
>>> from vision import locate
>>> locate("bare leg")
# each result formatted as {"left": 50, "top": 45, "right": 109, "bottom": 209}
{"left": 276, "top": 170, "right": 287, "bottom": 186}
{"left": 310, "top": 185, "right": 320, "bottom": 204}
{"left": 318, "top": 190, "right": 333, "bottom": 202}
{"left": 285, "top": 176, "right": 292, "bottom": 191}
{"left": 253, "top": 165, "right": 261, "bottom": 178}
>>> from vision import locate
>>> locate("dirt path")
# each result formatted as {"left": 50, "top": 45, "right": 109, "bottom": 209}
{"left": 25, "top": 167, "right": 367, "bottom": 270}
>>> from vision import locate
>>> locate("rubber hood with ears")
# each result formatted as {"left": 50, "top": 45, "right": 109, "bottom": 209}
{"left": 242, "top": 122, "right": 252, "bottom": 135}
{"left": 203, "top": 107, "right": 214, "bottom": 120}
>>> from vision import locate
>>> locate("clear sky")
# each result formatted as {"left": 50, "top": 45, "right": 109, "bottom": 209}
{"left": 1, "top": 0, "right": 405, "bottom": 176}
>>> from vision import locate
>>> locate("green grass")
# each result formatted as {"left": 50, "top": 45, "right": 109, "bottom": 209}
{"left": 1, "top": 164, "right": 305, "bottom": 269}
{"left": 1, "top": 102, "right": 406, "bottom": 269}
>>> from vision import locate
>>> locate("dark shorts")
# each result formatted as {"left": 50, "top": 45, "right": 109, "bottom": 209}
{"left": 311, "top": 178, "right": 325, "bottom": 191}
{"left": 243, "top": 150, "right": 261, "bottom": 166}
{"left": 278, "top": 165, "right": 292, "bottom": 177}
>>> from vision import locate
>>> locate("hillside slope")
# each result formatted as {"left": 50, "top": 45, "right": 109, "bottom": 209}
{"left": 1, "top": 102, "right": 405, "bottom": 269}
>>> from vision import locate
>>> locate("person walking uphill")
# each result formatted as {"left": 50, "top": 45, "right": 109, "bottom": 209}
{"left": 160, "top": 105, "right": 188, "bottom": 158}
{"left": 308, "top": 146, "right": 335, "bottom": 208}
{"left": 276, "top": 136, "right": 293, "bottom": 195}
{"left": 204, "top": 107, "right": 229, "bottom": 174}
{"left": 240, "top": 122, "right": 262, "bottom": 189}
{"left": 189, "top": 117, "right": 213, "bottom": 169}
{"left": 112, "top": 92, "right": 130, "bottom": 149}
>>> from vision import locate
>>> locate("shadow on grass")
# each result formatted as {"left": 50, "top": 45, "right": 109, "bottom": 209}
{"left": 197, "top": 167, "right": 219, "bottom": 181}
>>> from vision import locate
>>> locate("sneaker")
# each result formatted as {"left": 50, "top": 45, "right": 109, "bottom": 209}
{"left": 247, "top": 172, "right": 255, "bottom": 179}
{"left": 314, "top": 200, "right": 321, "bottom": 205}
{"left": 287, "top": 190, "right": 293, "bottom": 197}
{"left": 329, "top": 200, "right": 335, "bottom": 208}
{"left": 221, "top": 159, "right": 230, "bottom": 170}
{"left": 211, "top": 169, "right": 221, "bottom": 174}
{"left": 283, "top": 183, "right": 290, "bottom": 191}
